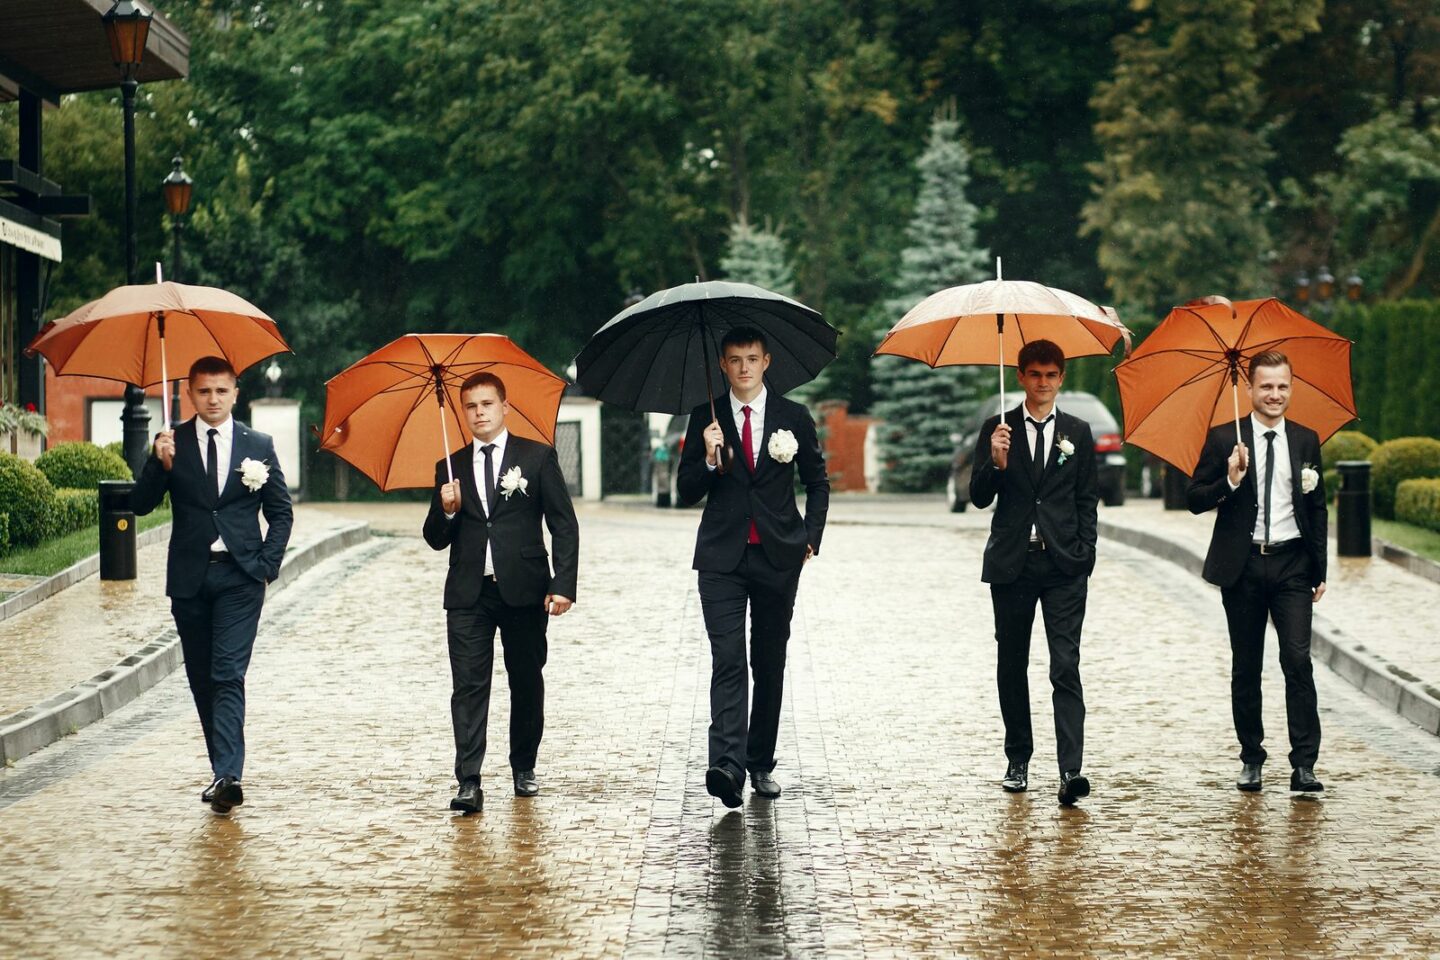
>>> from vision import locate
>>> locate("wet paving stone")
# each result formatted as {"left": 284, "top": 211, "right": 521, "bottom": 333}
{"left": 0, "top": 500, "right": 1437, "bottom": 958}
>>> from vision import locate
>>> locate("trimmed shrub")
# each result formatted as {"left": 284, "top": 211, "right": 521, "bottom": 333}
{"left": 52, "top": 488, "right": 101, "bottom": 536}
{"left": 102, "top": 440, "right": 124, "bottom": 460}
{"left": 1320, "top": 430, "right": 1378, "bottom": 494}
{"left": 1371, "top": 437, "right": 1440, "bottom": 519}
{"left": 0, "top": 452, "right": 57, "bottom": 547}
{"left": 0, "top": 513, "right": 9, "bottom": 557}
{"left": 36, "top": 441, "right": 131, "bottom": 490}
{"left": 1396, "top": 478, "right": 1440, "bottom": 533}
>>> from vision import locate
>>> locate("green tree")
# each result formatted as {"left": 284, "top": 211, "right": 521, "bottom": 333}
{"left": 870, "top": 109, "right": 990, "bottom": 492}
{"left": 719, "top": 217, "right": 796, "bottom": 296}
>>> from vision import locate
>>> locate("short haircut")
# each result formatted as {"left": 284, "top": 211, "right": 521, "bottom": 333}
{"left": 1017, "top": 338, "right": 1065, "bottom": 374}
{"left": 721, "top": 325, "right": 768, "bottom": 355}
{"left": 459, "top": 371, "right": 507, "bottom": 402}
{"left": 188, "top": 355, "right": 237, "bottom": 381}
{"left": 1248, "top": 350, "right": 1291, "bottom": 381}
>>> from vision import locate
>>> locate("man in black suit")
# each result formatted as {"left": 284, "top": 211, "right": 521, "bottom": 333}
{"left": 132, "top": 355, "right": 293, "bottom": 814}
{"left": 970, "top": 339, "right": 1098, "bottom": 806}
{"left": 423, "top": 372, "right": 579, "bottom": 814}
{"left": 1187, "top": 350, "right": 1328, "bottom": 794}
{"left": 676, "top": 326, "right": 829, "bottom": 808}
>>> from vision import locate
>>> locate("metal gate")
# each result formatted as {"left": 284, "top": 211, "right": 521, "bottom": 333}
{"left": 554, "top": 420, "right": 583, "bottom": 497}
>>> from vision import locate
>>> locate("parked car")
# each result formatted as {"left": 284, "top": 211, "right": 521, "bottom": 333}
{"left": 650, "top": 413, "right": 690, "bottom": 507}
{"left": 946, "top": 391, "right": 1127, "bottom": 511}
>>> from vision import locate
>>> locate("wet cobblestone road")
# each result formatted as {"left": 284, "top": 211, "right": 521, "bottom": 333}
{"left": 1, "top": 501, "right": 1437, "bottom": 958}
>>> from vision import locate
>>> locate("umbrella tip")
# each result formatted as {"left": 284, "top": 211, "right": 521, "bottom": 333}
{"left": 1183, "top": 294, "right": 1236, "bottom": 318}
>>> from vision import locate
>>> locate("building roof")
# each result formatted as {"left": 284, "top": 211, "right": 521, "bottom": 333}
{"left": 0, "top": 0, "right": 190, "bottom": 104}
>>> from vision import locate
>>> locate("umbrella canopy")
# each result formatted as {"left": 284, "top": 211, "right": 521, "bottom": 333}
{"left": 1113, "top": 296, "right": 1357, "bottom": 475}
{"left": 873, "top": 274, "right": 1129, "bottom": 410}
{"left": 25, "top": 281, "right": 291, "bottom": 388}
{"left": 572, "top": 279, "right": 837, "bottom": 416}
{"left": 318, "top": 333, "right": 566, "bottom": 491}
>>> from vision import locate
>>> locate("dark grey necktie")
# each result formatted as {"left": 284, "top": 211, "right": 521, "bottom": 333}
{"left": 481, "top": 443, "right": 497, "bottom": 515}
{"left": 206, "top": 428, "right": 219, "bottom": 499}
{"left": 1027, "top": 416, "right": 1052, "bottom": 487}
{"left": 1263, "top": 430, "right": 1277, "bottom": 543}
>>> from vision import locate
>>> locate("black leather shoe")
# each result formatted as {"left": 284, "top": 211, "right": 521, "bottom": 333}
{"left": 513, "top": 769, "right": 539, "bottom": 797}
{"left": 1237, "top": 763, "right": 1263, "bottom": 792}
{"left": 209, "top": 776, "right": 243, "bottom": 814}
{"left": 705, "top": 767, "right": 743, "bottom": 808}
{"left": 450, "top": 779, "right": 484, "bottom": 814}
{"left": 750, "top": 772, "right": 781, "bottom": 799}
{"left": 201, "top": 778, "right": 220, "bottom": 804}
{"left": 1002, "top": 761, "right": 1028, "bottom": 793}
{"left": 1058, "top": 770, "right": 1090, "bottom": 806}
{"left": 1290, "top": 767, "right": 1324, "bottom": 793}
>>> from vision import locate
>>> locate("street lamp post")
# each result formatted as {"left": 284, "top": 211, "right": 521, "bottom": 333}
{"left": 103, "top": 0, "right": 155, "bottom": 477}
{"left": 162, "top": 155, "right": 192, "bottom": 422}
{"left": 1293, "top": 265, "right": 1362, "bottom": 318}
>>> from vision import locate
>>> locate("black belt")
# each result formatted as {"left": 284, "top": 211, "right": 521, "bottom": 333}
{"left": 1250, "top": 539, "right": 1301, "bottom": 556}
{"left": 1027, "top": 538, "right": 1046, "bottom": 552}
{"left": 208, "top": 552, "right": 235, "bottom": 564}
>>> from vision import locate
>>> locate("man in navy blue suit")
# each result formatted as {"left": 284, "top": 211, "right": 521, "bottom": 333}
{"left": 133, "top": 355, "right": 293, "bottom": 814}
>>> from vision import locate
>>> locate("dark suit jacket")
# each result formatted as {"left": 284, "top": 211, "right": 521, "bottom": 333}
{"left": 1186, "top": 418, "right": 1328, "bottom": 589}
{"left": 422, "top": 435, "right": 579, "bottom": 609}
{"left": 132, "top": 418, "right": 294, "bottom": 598}
{"left": 675, "top": 393, "right": 829, "bottom": 573}
{"left": 970, "top": 405, "right": 1099, "bottom": 584}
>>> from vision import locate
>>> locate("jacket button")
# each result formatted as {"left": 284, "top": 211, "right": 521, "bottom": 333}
{"left": 486, "top": 522, "right": 493, "bottom": 528}
{"left": 1035, "top": 499, "right": 1041, "bottom": 505}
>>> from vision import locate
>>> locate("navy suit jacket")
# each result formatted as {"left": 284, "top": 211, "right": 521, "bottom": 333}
{"left": 969, "top": 405, "right": 1099, "bottom": 584}
{"left": 132, "top": 418, "right": 294, "bottom": 598}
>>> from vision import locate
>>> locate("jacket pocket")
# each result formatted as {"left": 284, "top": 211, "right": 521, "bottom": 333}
{"left": 520, "top": 544, "right": 548, "bottom": 559}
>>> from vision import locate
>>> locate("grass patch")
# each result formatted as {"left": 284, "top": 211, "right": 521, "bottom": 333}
{"left": 0, "top": 508, "right": 171, "bottom": 577}
{"left": 1372, "top": 517, "right": 1440, "bottom": 565}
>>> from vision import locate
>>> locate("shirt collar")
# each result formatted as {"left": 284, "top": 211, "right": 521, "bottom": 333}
{"left": 730, "top": 386, "right": 767, "bottom": 417}
{"left": 197, "top": 415, "right": 234, "bottom": 440}
{"left": 1022, "top": 402, "right": 1058, "bottom": 425}
{"left": 473, "top": 429, "right": 509, "bottom": 455}
{"left": 1250, "top": 413, "right": 1286, "bottom": 439}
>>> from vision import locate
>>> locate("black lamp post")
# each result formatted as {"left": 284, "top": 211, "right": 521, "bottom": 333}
{"left": 162, "top": 154, "right": 192, "bottom": 421}
{"left": 1293, "top": 265, "right": 1362, "bottom": 318}
{"left": 103, "top": 0, "right": 155, "bottom": 477}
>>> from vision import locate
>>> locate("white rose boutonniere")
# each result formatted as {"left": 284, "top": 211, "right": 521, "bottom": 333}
{"left": 1056, "top": 436, "right": 1075, "bottom": 466}
{"left": 767, "top": 429, "right": 799, "bottom": 464}
{"left": 499, "top": 465, "right": 529, "bottom": 499}
{"left": 237, "top": 458, "right": 270, "bottom": 493}
{"left": 1300, "top": 464, "right": 1319, "bottom": 495}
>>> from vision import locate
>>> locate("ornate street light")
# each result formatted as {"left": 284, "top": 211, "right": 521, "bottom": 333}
{"left": 1316, "top": 265, "right": 1335, "bottom": 302}
{"left": 163, "top": 155, "right": 192, "bottom": 419}
{"left": 1345, "top": 273, "right": 1364, "bottom": 301}
{"left": 1293, "top": 272, "right": 1311, "bottom": 304}
{"left": 102, "top": 0, "right": 155, "bottom": 476}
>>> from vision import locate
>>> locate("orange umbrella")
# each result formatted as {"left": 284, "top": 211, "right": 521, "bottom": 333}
{"left": 25, "top": 277, "right": 290, "bottom": 429}
{"left": 1113, "top": 296, "right": 1356, "bottom": 475}
{"left": 318, "top": 333, "right": 566, "bottom": 491}
{"left": 874, "top": 259, "right": 1129, "bottom": 409}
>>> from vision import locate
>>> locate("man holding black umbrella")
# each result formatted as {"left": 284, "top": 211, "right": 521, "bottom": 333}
{"left": 676, "top": 325, "right": 830, "bottom": 808}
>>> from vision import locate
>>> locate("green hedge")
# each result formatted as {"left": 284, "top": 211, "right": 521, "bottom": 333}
{"left": 1396, "top": 478, "right": 1440, "bottom": 533}
{"left": 52, "top": 488, "right": 101, "bottom": 537}
{"left": 1329, "top": 301, "right": 1440, "bottom": 441}
{"left": 1371, "top": 437, "right": 1440, "bottom": 519}
{"left": 1320, "top": 430, "right": 1377, "bottom": 494}
{"left": 0, "top": 513, "right": 9, "bottom": 557}
{"left": 0, "top": 453, "right": 57, "bottom": 547}
{"left": 35, "top": 442, "right": 132, "bottom": 490}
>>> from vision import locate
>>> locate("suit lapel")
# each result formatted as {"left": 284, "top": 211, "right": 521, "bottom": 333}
{"left": 715, "top": 402, "right": 752, "bottom": 483}
{"left": 456, "top": 444, "right": 486, "bottom": 521}
{"left": 1239, "top": 417, "right": 1257, "bottom": 501}
{"left": 1007, "top": 406, "right": 1036, "bottom": 491}
{"left": 218, "top": 422, "right": 244, "bottom": 503}
{"left": 753, "top": 398, "right": 782, "bottom": 478}
{"left": 174, "top": 420, "right": 209, "bottom": 503}
{"left": 490, "top": 438, "right": 521, "bottom": 515}
{"left": 1039, "top": 411, "right": 1067, "bottom": 488}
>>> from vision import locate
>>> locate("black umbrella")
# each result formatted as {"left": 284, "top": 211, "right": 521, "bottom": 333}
{"left": 573, "top": 280, "right": 838, "bottom": 420}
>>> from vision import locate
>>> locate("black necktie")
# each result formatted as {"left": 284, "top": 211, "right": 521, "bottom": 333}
{"left": 1027, "top": 416, "right": 1052, "bottom": 487}
{"left": 1263, "top": 430, "right": 1277, "bottom": 543}
{"left": 206, "top": 427, "right": 219, "bottom": 500}
{"left": 481, "top": 443, "right": 497, "bottom": 516}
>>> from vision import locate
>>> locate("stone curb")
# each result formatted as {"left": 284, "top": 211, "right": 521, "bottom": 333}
{"left": 0, "top": 521, "right": 370, "bottom": 767}
{"left": 1099, "top": 519, "right": 1440, "bottom": 738}
{"left": 0, "top": 524, "right": 174, "bottom": 624}
{"left": 1373, "top": 536, "right": 1440, "bottom": 587}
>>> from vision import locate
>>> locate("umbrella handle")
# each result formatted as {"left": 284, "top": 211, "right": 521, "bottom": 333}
{"left": 699, "top": 314, "right": 730, "bottom": 475}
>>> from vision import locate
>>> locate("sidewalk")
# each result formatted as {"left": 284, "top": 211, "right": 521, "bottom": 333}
{"left": 1099, "top": 499, "right": 1440, "bottom": 735}
{"left": 0, "top": 506, "right": 367, "bottom": 763}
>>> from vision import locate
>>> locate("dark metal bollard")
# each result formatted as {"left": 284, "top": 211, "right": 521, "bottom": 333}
{"left": 1336, "top": 460, "right": 1372, "bottom": 557}
{"left": 98, "top": 479, "right": 137, "bottom": 580}
{"left": 1163, "top": 461, "right": 1190, "bottom": 511}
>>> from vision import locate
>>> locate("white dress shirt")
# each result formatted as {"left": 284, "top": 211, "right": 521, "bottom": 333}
{"left": 469, "top": 429, "right": 508, "bottom": 576}
{"left": 1240, "top": 414, "right": 1300, "bottom": 543}
{"left": 196, "top": 416, "right": 234, "bottom": 553}
{"left": 1021, "top": 402, "right": 1058, "bottom": 542}
{"left": 707, "top": 386, "right": 767, "bottom": 471}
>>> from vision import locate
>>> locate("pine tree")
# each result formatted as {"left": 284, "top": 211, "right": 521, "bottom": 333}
{"left": 720, "top": 217, "right": 796, "bottom": 297}
{"left": 869, "top": 108, "right": 990, "bottom": 492}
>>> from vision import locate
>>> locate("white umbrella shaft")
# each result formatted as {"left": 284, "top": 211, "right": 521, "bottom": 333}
{"left": 995, "top": 257, "right": 1005, "bottom": 410}
{"left": 156, "top": 262, "right": 169, "bottom": 431}
{"left": 438, "top": 399, "right": 455, "bottom": 485}
{"left": 1232, "top": 379, "right": 1242, "bottom": 445}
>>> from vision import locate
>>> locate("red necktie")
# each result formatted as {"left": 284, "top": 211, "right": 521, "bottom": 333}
{"left": 742, "top": 405, "right": 760, "bottom": 544}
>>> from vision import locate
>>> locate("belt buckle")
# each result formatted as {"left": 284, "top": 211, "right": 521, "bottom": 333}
{"left": 1257, "top": 541, "right": 1273, "bottom": 556}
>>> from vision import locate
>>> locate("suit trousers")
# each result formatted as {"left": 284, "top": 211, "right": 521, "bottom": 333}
{"left": 698, "top": 544, "right": 803, "bottom": 781}
{"left": 170, "top": 558, "right": 267, "bottom": 781}
{"left": 1220, "top": 548, "right": 1321, "bottom": 768}
{"left": 446, "top": 577, "right": 549, "bottom": 784}
{"left": 990, "top": 549, "right": 1087, "bottom": 774}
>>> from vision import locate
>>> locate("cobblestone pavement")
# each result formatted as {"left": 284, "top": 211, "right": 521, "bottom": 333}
{"left": 1, "top": 499, "right": 1437, "bottom": 958}
{"left": 0, "top": 506, "right": 361, "bottom": 720}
